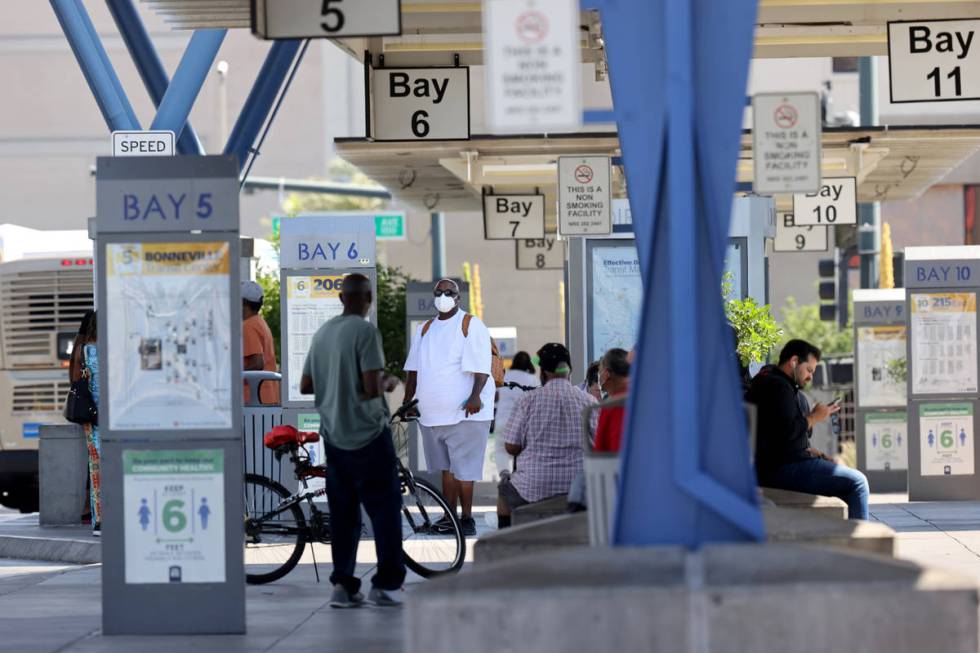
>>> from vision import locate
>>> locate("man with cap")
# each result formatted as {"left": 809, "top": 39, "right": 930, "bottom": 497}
{"left": 242, "top": 280, "right": 279, "bottom": 405}
{"left": 403, "top": 278, "right": 494, "bottom": 537}
{"left": 496, "top": 343, "right": 597, "bottom": 528}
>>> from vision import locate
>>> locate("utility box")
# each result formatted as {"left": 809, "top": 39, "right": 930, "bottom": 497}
{"left": 853, "top": 288, "right": 908, "bottom": 492}
{"left": 905, "top": 247, "right": 980, "bottom": 501}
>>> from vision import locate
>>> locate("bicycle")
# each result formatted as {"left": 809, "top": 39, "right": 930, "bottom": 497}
{"left": 243, "top": 400, "right": 466, "bottom": 584}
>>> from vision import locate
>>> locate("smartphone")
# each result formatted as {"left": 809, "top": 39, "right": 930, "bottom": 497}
{"left": 829, "top": 396, "right": 843, "bottom": 407}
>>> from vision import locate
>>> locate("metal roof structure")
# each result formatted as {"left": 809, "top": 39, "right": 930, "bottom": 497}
{"left": 335, "top": 125, "right": 980, "bottom": 215}
{"left": 142, "top": 0, "right": 980, "bottom": 59}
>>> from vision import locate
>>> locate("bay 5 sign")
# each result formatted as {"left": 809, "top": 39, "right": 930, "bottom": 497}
{"left": 792, "top": 177, "right": 857, "bottom": 226}
{"left": 251, "top": 0, "right": 401, "bottom": 39}
{"left": 371, "top": 67, "right": 470, "bottom": 141}
{"left": 483, "top": 194, "right": 545, "bottom": 240}
{"left": 888, "top": 19, "right": 980, "bottom": 102}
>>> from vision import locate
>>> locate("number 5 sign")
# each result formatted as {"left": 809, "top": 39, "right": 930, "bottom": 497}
{"left": 792, "top": 177, "right": 857, "bottom": 226}
{"left": 251, "top": 0, "right": 402, "bottom": 39}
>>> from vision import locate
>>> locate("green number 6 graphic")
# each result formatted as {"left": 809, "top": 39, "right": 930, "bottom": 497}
{"left": 940, "top": 430, "right": 955, "bottom": 449}
{"left": 163, "top": 499, "right": 187, "bottom": 533}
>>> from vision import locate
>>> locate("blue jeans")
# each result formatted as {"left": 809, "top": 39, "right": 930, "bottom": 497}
{"left": 764, "top": 458, "right": 870, "bottom": 520}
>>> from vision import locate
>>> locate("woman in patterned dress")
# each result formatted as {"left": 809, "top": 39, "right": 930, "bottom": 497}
{"left": 70, "top": 310, "right": 100, "bottom": 535}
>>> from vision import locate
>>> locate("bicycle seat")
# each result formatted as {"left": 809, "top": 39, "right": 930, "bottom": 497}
{"left": 263, "top": 425, "right": 320, "bottom": 449}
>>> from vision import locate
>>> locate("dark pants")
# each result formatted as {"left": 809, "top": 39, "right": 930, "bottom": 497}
{"left": 763, "top": 457, "right": 870, "bottom": 520}
{"left": 325, "top": 429, "right": 406, "bottom": 593}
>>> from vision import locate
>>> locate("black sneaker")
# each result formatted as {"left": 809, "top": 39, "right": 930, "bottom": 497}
{"left": 430, "top": 515, "right": 456, "bottom": 534}
{"left": 460, "top": 515, "right": 477, "bottom": 537}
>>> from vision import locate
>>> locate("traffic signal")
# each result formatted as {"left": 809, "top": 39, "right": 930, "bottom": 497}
{"left": 818, "top": 257, "right": 836, "bottom": 321}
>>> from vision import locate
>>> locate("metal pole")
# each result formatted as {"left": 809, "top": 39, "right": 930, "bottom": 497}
{"left": 224, "top": 40, "right": 303, "bottom": 171}
{"left": 431, "top": 212, "right": 446, "bottom": 280}
{"left": 859, "top": 57, "right": 881, "bottom": 289}
{"left": 150, "top": 29, "right": 227, "bottom": 138}
{"left": 50, "top": 0, "right": 140, "bottom": 132}
{"left": 104, "top": 0, "right": 204, "bottom": 154}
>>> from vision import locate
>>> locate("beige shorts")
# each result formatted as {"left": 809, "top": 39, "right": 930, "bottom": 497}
{"left": 419, "top": 421, "right": 491, "bottom": 481}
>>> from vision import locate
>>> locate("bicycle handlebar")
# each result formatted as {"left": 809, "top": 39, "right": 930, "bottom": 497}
{"left": 502, "top": 381, "right": 536, "bottom": 392}
{"left": 393, "top": 398, "right": 420, "bottom": 422}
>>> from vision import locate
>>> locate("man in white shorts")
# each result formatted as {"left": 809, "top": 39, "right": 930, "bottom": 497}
{"left": 403, "top": 279, "right": 493, "bottom": 536}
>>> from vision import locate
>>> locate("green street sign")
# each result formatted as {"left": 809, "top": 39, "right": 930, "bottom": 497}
{"left": 375, "top": 213, "right": 405, "bottom": 241}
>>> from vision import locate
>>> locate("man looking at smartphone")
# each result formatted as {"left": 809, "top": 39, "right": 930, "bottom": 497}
{"left": 746, "top": 339, "right": 870, "bottom": 520}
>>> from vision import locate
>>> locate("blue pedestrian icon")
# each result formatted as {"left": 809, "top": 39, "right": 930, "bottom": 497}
{"left": 897, "top": 435, "right": 903, "bottom": 447}
{"left": 928, "top": 430, "right": 935, "bottom": 447}
{"left": 138, "top": 498, "right": 151, "bottom": 531}
{"left": 961, "top": 429, "right": 968, "bottom": 447}
{"left": 199, "top": 497, "right": 211, "bottom": 530}
{"left": 871, "top": 434, "right": 878, "bottom": 448}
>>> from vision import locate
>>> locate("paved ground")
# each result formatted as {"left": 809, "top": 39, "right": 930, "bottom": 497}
{"left": 8, "top": 495, "right": 980, "bottom": 651}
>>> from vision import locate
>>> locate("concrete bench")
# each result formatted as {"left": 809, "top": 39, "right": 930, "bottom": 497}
{"left": 512, "top": 495, "right": 568, "bottom": 526}
{"left": 760, "top": 487, "right": 848, "bottom": 519}
{"left": 410, "top": 545, "right": 978, "bottom": 653}
{"left": 475, "top": 505, "right": 894, "bottom": 565}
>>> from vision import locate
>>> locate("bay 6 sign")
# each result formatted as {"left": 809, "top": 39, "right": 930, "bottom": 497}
{"left": 888, "top": 19, "right": 980, "bottom": 102}
{"left": 371, "top": 67, "right": 469, "bottom": 141}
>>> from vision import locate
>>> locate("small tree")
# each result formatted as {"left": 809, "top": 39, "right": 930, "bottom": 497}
{"left": 376, "top": 265, "right": 416, "bottom": 379}
{"left": 722, "top": 272, "right": 783, "bottom": 366}
{"left": 778, "top": 296, "right": 853, "bottom": 355}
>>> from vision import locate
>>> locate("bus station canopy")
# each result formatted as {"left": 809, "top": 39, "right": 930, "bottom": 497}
{"left": 142, "top": 0, "right": 980, "bottom": 59}
{"left": 335, "top": 125, "right": 980, "bottom": 216}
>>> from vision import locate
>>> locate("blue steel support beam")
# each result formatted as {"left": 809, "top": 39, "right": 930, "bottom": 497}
{"left": 591, "top": 0, "right": 765, "bottom": 547}
{"left": 224, "top": 40, "right": 303, "bottom": 171}
{"left": 50, "top": 0, "right": 140, "bottom": 132}
{"left": 150, "top": 29, "right": 226, "bottom": 138}
{"left": 105, "top": 0, "right": 204, "bottom": 155}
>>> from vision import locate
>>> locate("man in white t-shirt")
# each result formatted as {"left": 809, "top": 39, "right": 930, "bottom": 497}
{"left": 403, "top": 279, "right": 493, "bottom": 536}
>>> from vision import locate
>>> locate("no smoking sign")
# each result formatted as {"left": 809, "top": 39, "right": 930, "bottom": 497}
{"left": 574, "top": 165, "right": 593, "bottom": 184}
{"left": 774, "top": 104, "right": 798, "bottom": 128}
{"left": 516, "top": 11, "right": 548, "bottom": 44}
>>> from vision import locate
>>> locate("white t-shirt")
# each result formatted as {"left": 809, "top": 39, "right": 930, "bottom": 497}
{"left": 495, "top": 369, "right": 539, "bottom": 433}
{"left": 404, "top": 311, "right": 495, "bottom": 427}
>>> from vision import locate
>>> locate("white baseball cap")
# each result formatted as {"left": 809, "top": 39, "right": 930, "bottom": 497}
{"left": 241, "top": 280, "right": 264, "bottom": 303}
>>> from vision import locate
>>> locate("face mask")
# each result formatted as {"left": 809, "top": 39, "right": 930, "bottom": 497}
{"left": 434, "top": 295, "right": 456, "bottom": 313}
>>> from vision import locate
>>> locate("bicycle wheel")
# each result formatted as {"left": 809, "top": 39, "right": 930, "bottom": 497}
{"left": 244, "top": 473, "right": 307, "bottom": 584}
{"left": 400, "top": 477, "right": 465, "bottom": 577}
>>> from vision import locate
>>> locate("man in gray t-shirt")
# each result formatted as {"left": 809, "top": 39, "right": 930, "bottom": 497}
{"left": 300, "top": 274, "right": 405, "bottom": 608}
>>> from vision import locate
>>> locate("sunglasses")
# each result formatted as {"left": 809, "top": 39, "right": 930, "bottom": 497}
{"left": 433, "top": 289, "right": 458, "bottom": 297}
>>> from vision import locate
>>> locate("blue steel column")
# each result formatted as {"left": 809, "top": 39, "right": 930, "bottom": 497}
{"left": 50, "top": 0, "right": 140, "bottom": 132}
{"left": 591, "top": 0, "right": 764, "bottom": 546}
{"left": 224, "top": 40, "right": 303, "bottom": 171}
{"left": 105, "top": 0, "right": 204, "bottom": 154}
{"left": 150, "top": 29, "right": 227, "bottom": 139}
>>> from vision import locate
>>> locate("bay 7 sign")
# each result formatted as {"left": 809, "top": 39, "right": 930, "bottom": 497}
{"left": 888, "top": 19, "right": 980, "bottom": 102}
{"left": 371, "top": 67, "right": 469, "bottom": 141}
{"left": 483, "top": 194, "right": 545, "bottom": 239}
{"left": 251, "top": 0, "right": 401, "bottom": 39}
{"left": 792, "top": 177, "right": 857, "bottom": 226}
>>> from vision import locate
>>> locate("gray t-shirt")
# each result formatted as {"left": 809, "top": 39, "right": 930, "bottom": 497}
{"left": 302, "top": 314, "right": 389, "bottom": 451}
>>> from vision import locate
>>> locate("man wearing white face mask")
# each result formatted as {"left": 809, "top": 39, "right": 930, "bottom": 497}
{"left": 403, "top": 278, "right": 494, "bottom": 536}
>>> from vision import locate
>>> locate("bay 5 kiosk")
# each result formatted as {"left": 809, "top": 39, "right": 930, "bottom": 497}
{"left": 95, "top": 156, "right": 245, "bottom": 634}
{"left": 905, "top": 246, "right": 980, "bottom": 501}
{"left": 853, "top": 288, "right": 908, "bottom": 492}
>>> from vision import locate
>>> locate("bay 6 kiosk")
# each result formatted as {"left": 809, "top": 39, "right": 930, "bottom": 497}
{"left": 95, "top": 156, "right": 245, "bottom": 634}
{"left": 853, "top": 288, "right": 908, "bottom": 492}
{"left": 278, "top": 214, "right": 377, "bottom": 495}
{"left": 905, "top": 247, "right": 980, "bottom": 501}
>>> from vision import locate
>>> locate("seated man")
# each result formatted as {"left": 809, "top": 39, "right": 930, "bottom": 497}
{"left": 593, "top": 347, "right": 631, "bottom": 453}
{"left": 497, "top": 343, "right": 597, "bottom": 528}
{"left": 746, "top": 339, "right": 870, "bottom": 520}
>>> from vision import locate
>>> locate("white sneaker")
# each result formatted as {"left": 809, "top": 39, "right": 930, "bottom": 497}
{"left": 368, "top": 587, "right": 404, "bottom": 607}
{"left": 329, "top": 584, "right": 364, "bottom": 609}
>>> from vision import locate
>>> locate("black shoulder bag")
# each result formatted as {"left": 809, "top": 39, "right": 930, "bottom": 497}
{"left": 64, "top": 367, "right": 98, "bottom": 426}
